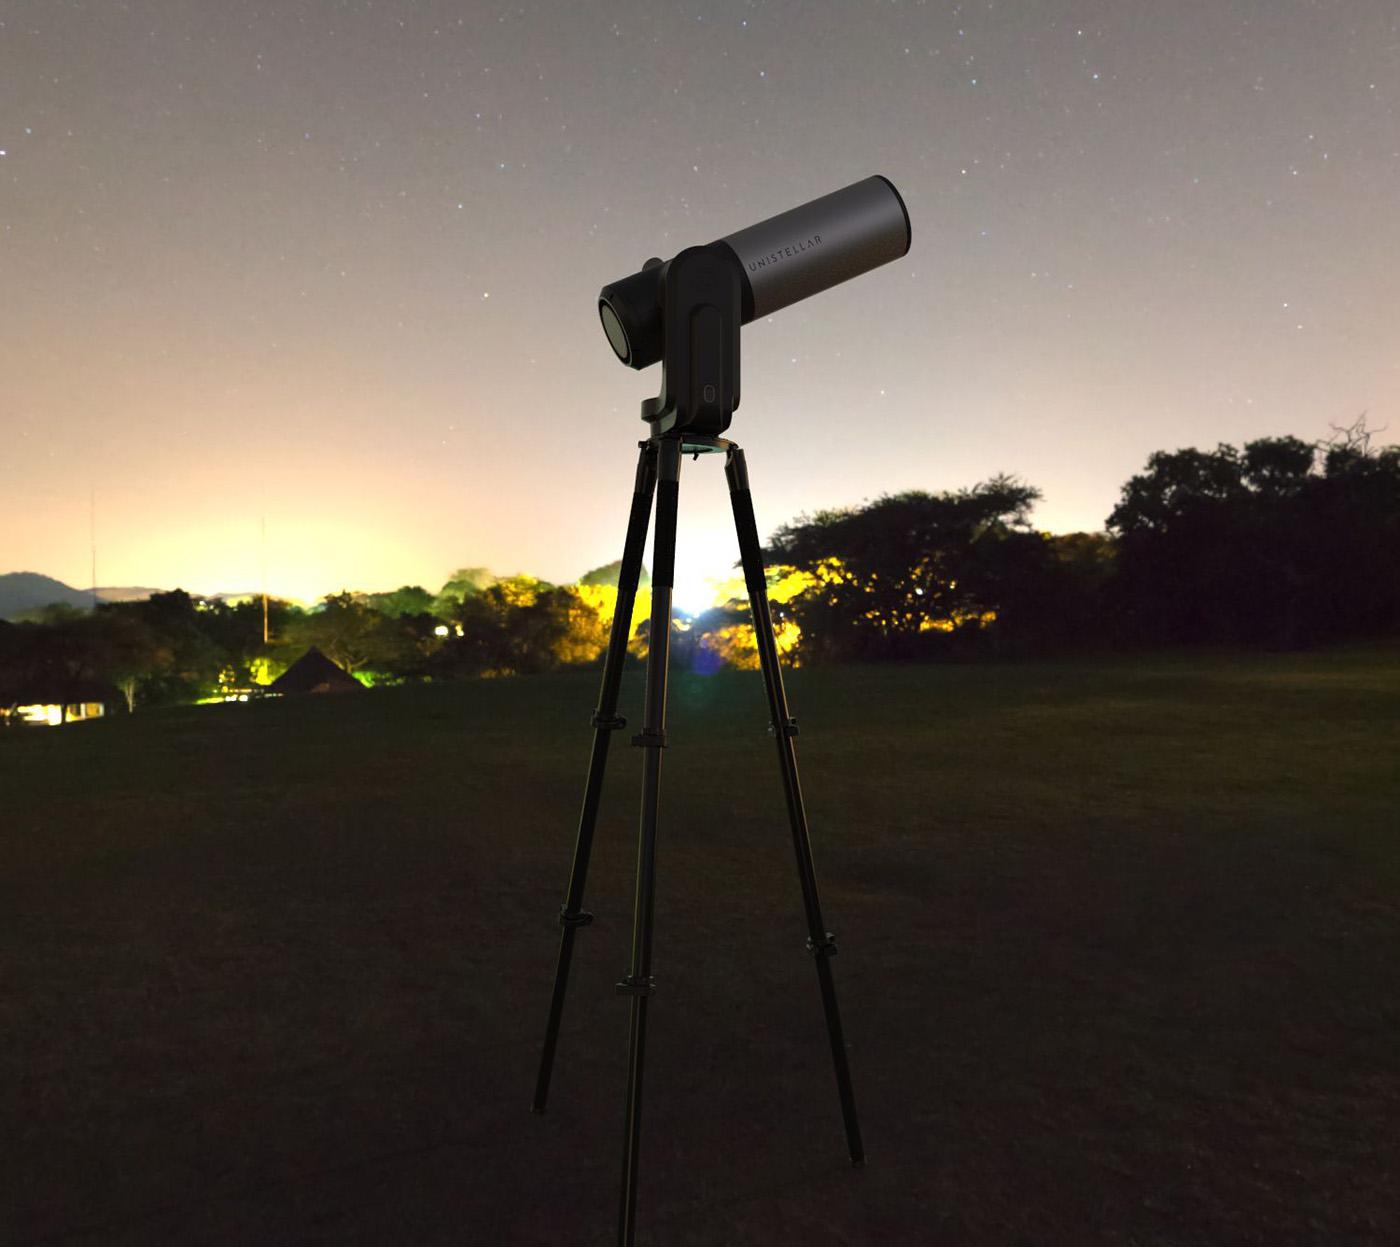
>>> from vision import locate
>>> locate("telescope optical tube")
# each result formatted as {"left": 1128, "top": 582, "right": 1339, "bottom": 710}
{"left": 598, "top": 175, "right": 911, "bottom": 370}
{"left": 718, "top": 174, "right": 910, "bottom": 321}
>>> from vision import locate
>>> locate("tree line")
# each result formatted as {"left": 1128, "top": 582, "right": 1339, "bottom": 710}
{"left": 2, "top": 422, "right": 1396, "bottom": 714}
{"left": 760, "top": 421, "right": 1399, "bottom": 660}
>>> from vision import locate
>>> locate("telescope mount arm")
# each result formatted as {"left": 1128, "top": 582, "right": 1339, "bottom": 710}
{"left": 640, "top": 243, "right": 742, "bottom": 439}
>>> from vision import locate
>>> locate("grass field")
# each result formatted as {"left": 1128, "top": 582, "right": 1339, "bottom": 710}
{"left": 3, "top": 647, "right": 1398, "bottom": 1245}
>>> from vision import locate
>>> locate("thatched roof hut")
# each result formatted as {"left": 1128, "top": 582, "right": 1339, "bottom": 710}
{"left": 268, "top": 647, "right": 363, "bottom": 695}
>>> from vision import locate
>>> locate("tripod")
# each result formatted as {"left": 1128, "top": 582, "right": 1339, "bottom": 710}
{"left": 531, "top": 429, "right": 864, "bottom": 1246}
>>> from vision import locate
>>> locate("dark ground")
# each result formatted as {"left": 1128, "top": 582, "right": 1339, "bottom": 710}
{"left": 3, "top": 648, "right": 1398, "bottom": 1245}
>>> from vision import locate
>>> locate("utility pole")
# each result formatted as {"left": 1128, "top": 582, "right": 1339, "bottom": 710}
{"left": 261, "top": 512, "right": 269, "bottom": 645}
{"left": 89, "top": 487, "right": 98, "bottom": 608}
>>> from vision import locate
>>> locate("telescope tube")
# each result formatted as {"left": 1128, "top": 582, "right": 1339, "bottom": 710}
{"left": 717, "top": 174, "right": 911, "bottom": 321}
{"left": 598, "top": 174, "right": 910, "bottom": 370}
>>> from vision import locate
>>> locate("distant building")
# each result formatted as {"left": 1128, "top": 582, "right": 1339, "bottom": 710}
{"left": 267, "top": 647, "right": 363, "bottom": 695}
{"left": 1, "top": 677, "right": 115, "bottom": 727}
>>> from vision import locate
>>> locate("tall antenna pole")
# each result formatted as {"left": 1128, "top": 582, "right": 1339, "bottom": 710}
{"left": 261, "top": 511, "right": 269, "bottom": 645}
{"left": 89, "top": 486, "right": 98, "bottom": 609}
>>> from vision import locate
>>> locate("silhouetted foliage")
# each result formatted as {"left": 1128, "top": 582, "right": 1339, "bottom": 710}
{"left": 97, "top": 591, "right": 227, "bottom": 704}
{"left": 433, "top": 567, "right": 498, "bottom": 617}
{"left": 764, "top": 476, "right": 1043, "bottom": 660}
{"left": 1108, "top": 425, "right": 1400, "bottom": 646}
{"left": 984, "top": 530, "right": 1120, "bottom": 657}
{"left": 4, "top": 423, "right": 1396, "bottom": 713}
{"left": 430, "top": 577, "right": 605, "bottom": 677}
{"left": 362, "top": 585, "right": 436, "bottom": 617}
{"left": 279, "top": 592, "right": 439, "bottom": 679}
{"left": 191, "top": 597, "right": 297, "bottom": 673}
{"left": 579, "top": 559, "right": 650, "bottom": 588}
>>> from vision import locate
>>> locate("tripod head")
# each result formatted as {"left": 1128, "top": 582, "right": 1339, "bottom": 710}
{"left": 598, "top": 175, "right": 911, "bottom": 438}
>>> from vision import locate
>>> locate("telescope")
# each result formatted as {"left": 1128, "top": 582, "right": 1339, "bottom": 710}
{"left": 538, "top": 174, "right": 910, "bottom": 1247}
{"left": 598, "top": 175, "right": 911, "bottom": 436}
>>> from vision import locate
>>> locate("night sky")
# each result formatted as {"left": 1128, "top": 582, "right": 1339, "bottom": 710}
{"left": 4, "top": 1, "right": 1398, "bottom": 609}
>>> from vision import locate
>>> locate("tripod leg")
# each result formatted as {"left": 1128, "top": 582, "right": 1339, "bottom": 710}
{"left": 618, "top": 437, "right": 682, "bottom": 1247}
{"left": 533, "top": 442, "right": 658, "bottom": 1115}
{"left": 725, "top": 446, "right": 866, "bottom": 1168}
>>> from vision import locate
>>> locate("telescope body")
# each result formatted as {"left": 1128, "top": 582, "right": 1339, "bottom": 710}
{"left": 720, "top": 174, "right": 910, "bottom": 320}
{"left": 598, "top": 175, "right": 911, "bottom": 372}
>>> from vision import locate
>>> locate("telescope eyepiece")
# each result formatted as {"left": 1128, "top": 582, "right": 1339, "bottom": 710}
{"left": 599, "top": 299, "right": 631, "bottom": 365}
{"left": 598, "top": 263, "right": 667, "bottom": 369}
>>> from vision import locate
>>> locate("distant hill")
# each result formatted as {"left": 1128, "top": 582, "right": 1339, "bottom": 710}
{"left": 95, "top": 585, "right": 166, "bottom": 604}
{"left": 0, "top": 573, "right": 94, "bottom": 619}
{"left": 0, "top": 573, "right": 169, "bottom": 620}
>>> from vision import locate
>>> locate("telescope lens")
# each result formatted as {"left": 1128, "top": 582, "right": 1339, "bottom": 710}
{"left": 599, "top": 300, "right": 631, "bottom": 364}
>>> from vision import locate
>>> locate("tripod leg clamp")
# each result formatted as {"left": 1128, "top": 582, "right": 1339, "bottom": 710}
{"left": 615, "top": 974, "right": 656, "bottom": 997}
{"left": 806, "top": 932, "right": 839, "bottom": 959}
{"left": 630, "top": 730, "right": 667, "bottom": 749}
{"left": 591, "top": 712, "right": 627, "bottom": 731}
{"left": 768, "top": 718, "right": 800, "bottom": 738}
{"left": 558, "top": 907, "right": 594, "bottom": 929}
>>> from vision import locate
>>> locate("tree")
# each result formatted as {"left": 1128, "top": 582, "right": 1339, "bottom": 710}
{"left": 429, "top": 578, "right": 607, "bottom": 676}
{"left": 86, "top": 611, "right": 166, "bottom": 712}
{"left": 578, "top": 559, "right": 650, "bottom": 589}
{"left": 1310, "top": 419, "right": 1400, "bottom": 640}
{"left": 281, "top": 592, "right": 385, "bottom": 675}
{"left": 364, "top": 585, "right": 436, "bottom": 617}
{"left": 764, "top": 476, "right": 1042, "bottom": 661}
{"left": 100, "top": 590, "right": 227, "bottom": 703}
{"left": 434, "top": 567, "right": 498, "bottom": 617}
{"left": 1107, "top": 429, "right": 1400, "bottom": 646}
{"left": 194, "top": 597, "right": 298, "bottom": 683}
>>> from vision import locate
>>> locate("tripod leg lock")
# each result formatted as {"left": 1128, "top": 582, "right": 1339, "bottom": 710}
{"left": 558, "top": 907, "right": 594, "bottom": 929}
{"left": 630, "top": 730, "right": 667, "bottom": 749}
{"left": 806, "top": 931, "right": 839, "bottom": 959}
{"left": 768, "top": 717, "right": 800, "bottom": 738}
{"left": 615, "top": 974, "right": 656, "bottom": 997}
{"left": 590, "top": 711, "right": 627, "bottom": 731}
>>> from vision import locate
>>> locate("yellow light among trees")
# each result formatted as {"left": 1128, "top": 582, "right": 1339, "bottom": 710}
{"left": 702, "top": 619, "right": 802, "bottom": 670}
{"left": 571, "top": 583, "right": 653, "bottom": 662}
{"left": 918, "top": 610, "right": 997, "bottom": 633}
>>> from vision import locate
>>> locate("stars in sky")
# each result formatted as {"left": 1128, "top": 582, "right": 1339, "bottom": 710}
{"left": 2, "top": 1, "right": 1397, "bottom": 595}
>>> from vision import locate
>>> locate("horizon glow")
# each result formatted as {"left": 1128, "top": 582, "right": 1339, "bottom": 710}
{"left": 4, "top": 3, "right": 1397, "bottom": 601}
